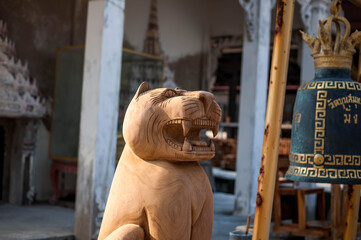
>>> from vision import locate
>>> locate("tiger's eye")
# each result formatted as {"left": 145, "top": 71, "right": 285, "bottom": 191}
{"left": 164, "top": 90, "right": 176, "bottom": 98}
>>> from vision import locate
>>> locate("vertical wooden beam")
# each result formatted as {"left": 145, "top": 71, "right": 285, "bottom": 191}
{"left": 252, "top": 0, "right": 295, "bottom": 239}
{"left": 317, "top": 189, "right": 326, "bottom": 220}
{"left": 272, "top": 175, "right": 281, "bottom": 230}
{"left": 331, "top": 185, "right": 341, "bottom": 239}
{"left": 343, "top": 185, "right": 360, "bottom": 240}
{"left": 297, "top": 190, "right": 306, "bottom": 230}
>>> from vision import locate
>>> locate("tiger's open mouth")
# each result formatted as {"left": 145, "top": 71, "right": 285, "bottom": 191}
{"left": 163, "top": 118, "right": 219, "bottom": 153}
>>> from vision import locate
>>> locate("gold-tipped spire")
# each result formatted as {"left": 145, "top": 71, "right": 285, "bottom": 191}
{"left": 301, "top": 0, "right": 361, "bottom": 69}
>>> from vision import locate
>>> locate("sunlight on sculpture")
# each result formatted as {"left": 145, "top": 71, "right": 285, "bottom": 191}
{"left": 98, "top": 82, "right": 222, "bottom": 240}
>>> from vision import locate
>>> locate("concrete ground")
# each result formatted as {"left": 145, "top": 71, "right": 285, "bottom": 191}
{"left": 0, "top": 193, "right": 246, "bottom": 240}
{"left": 0, "top": 193, "right": 307, "bottom": 240}
{"left": 0, "top": 204, "right": 74, "bottom": 240}
{"left": 213, "top": 192, "right": 247, "bottom": 240}
{"left": 213, "top": 193, "right": 288, "bottom": 240}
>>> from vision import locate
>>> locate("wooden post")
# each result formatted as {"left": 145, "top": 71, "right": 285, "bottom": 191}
{"left": 297, "top": 190, "right": 306, "bottom": 230}
{"left": 343, "top": 45, "right": 361, "bottom": 240}
{"left": 343, "top": 185, "right": 360, "bottom": 240}
{"left": 252, "top": 1, "right": 295, "bottom": 239}
{"left": 331, "top": 185, "right": 342, "bottom": 239}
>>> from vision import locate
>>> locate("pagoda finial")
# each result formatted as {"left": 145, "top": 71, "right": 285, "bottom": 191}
{"left": 143, "top": 0, "right": 162, "bottom": 56}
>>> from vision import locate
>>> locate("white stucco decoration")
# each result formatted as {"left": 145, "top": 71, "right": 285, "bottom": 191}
{"left": 0, "top": 20, "right": 8, "bottom": 38}
{"left": 238, "top": 0, "right": 256, "bottom": 41}
{"left": 0, "top": 23, "right": 45, "bottom": 118}
{"left": 297, "top": 0, "right": 329, "bottom": 32}
{"left": 0, "top": 37, "right": 15, "bottom": 56}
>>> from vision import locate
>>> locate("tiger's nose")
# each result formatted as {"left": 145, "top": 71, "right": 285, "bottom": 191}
{"left": 185, "top": 91, "right": 215, "bottom": 114}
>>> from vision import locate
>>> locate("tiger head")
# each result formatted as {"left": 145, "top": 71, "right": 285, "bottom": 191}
{"left": 123, "top": 82, "right": 222, "bottom": 161}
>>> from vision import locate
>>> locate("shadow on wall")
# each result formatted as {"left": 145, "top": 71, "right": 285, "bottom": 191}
{"left": 0, "top": 0, "right": 87, "bottom": 100}
{"left": 168, "top": 53, "right": 206, "bottom": 91}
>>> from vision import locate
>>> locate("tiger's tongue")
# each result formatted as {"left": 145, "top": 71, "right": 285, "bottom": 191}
{"left": 181, "top": 119, "right": 219, "bottom": 138}
{"left": 189, "top": 140, "right": 207, "bottom": 146}
{"left": 182, "top": 137, "right": 214, "bottom": 152}
{"left": 183, "top": 137, "right": 207, "bottom": 148}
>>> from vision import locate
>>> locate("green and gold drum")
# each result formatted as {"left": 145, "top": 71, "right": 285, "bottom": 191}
{"left": 285, "top": 3, "right": 361, "bottom": 184}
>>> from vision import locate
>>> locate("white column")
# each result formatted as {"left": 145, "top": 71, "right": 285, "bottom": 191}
{"left": 234, "top": 0, "right": 275, "bottom": 216}
{"left": 296, "top": 0, "right": 329, "bottom": 220}
{"left": 74, "top": 0, "right": 125, "bottom": 239}
{"left": 298, "top": 0, "right": 329, "bottom": 84}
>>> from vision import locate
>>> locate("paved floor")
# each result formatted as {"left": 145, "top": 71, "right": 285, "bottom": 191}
{"left": 0, "top": 204, "right": 74, "bottom": 240}
{"left": 0, "top": 193, "right": 244, "bottom": 240}
{"left": 0, "top": 193, "right": 308, "bottom": 240}
{"left": 213, "top": 192, "right": 247, "bottom": 240}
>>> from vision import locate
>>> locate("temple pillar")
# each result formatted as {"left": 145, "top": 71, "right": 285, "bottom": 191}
{"left": 234, "top": 0, "right": 275, "bottom": 216}
{"left": 74, "top": 0, "right": 125, "bottom": 239}
{"left": 296, "top": 0, "right": 329, "bottom": 220}
{"left": 297, "top": 0, "right": 329, "bottom": 84}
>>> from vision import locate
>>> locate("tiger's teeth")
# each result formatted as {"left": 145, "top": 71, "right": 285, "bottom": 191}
{"left": 212, "top": 126, "right": 219, "bottom": 137}
{"left": 182, "top": 120, "right": 192, "bottom": 136}
{"left": 210, "top": 141, "right": 215, "bottom": 151}
{"left": 183, "top": 137, "right": 192, "bottom": 152}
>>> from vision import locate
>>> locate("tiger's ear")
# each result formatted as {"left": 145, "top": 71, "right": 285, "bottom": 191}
{"left": 134, "top": 82, "right": 151, "bottom": 99}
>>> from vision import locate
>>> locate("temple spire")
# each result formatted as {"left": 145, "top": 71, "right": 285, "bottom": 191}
{"left": 143, "top": 0, "right": 162, "bottom": 56}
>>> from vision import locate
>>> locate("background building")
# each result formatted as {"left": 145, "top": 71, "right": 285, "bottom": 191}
{"left": 0, "top": 0, "right": 360, "bottom": 239}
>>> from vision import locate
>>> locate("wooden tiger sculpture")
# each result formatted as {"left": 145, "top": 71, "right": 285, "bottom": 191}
{"left": 98, "top": 82, "right": 221, "bottom": 240}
